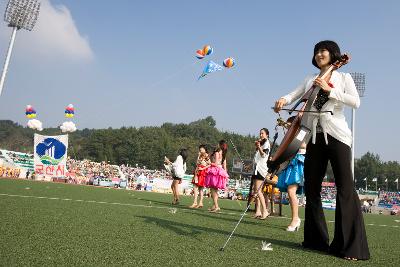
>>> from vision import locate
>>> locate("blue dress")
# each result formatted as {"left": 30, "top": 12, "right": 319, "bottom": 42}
{"left": 277, "top": 153, "right": 305, "bottom": 194}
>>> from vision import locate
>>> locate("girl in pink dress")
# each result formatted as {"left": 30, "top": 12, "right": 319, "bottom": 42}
{"left": 204, "top": 140, "right": 229, "bottom": 212}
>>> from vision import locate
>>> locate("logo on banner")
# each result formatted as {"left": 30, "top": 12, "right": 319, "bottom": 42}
{"left": 35, "top": 138, "right": 67, "bottom": 165}
{"left": 34, "top": 134, "right": 68, "bottom": 177}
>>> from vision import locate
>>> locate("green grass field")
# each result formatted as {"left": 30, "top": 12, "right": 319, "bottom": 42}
{"left": 1, "top": 178, "right": 399, "bottom": 266}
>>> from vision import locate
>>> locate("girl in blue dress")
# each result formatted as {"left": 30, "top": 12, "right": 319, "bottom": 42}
{"left": 277, "top": 142, "right": 306, "bottom": 232}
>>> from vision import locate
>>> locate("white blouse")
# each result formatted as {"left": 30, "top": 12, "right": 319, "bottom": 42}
{"left": 282, "top": 71, "right": 359, "bottom": 147}
{"left": 172, "top": 155, "right": 187, "bottom": 178}
{"left": 253, "top": 140, "right": 270, "bottom": 177}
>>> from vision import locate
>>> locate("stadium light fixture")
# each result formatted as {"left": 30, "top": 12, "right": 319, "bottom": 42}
{"left": 0, "top": 0, "right": 40, "bottom": 96}
{"left": 350, "top": 72, "right": 366, "bottom": 181}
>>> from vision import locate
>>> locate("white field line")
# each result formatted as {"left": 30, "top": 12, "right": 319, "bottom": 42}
{"left": 0, "top": 193, "right": 399, "bottom": 229}
{"left": 0, "top": 192, "right": 287, "bottom": 218}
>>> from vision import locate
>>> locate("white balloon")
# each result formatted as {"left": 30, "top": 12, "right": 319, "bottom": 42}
{"left": 60, "top": 121, "right": 77, "bottom": 133}
{"left": 27, "top": 119, "right": 43, "bottom": 131}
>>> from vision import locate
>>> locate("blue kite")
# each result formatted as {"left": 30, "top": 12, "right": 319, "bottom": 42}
{"left": 198, "top": 60, "right": 224, "bottom": 80}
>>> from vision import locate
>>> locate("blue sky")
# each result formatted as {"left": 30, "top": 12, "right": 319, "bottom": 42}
{"left": 0, "top": 0, "right": 399, "bottom": 161}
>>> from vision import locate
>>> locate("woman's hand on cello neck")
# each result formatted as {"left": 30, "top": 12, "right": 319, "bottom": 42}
{"left": 313, "top": 77, "right": 332, "bottom": 93}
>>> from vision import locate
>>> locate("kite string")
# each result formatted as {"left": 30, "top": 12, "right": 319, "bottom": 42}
{"left": 147, "top": 61, "right": 198, "bottom": 89}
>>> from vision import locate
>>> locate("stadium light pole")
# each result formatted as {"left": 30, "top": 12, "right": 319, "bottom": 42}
{"left": 0, "top": 0, "right": 40, "bottom": 96}
{"left": 349, "top": 73, "right": 366, "bottom": 181}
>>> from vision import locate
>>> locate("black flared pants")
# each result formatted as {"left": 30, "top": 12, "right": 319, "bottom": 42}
{"left": 303, "top": 133, "right": 370, "bottom": 260}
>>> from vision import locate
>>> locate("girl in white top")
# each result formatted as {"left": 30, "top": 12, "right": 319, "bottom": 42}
{"left": 164, "top": 148, "right": 188, "bottom": 205}
{"left": 251, "top": 128, "right": 270, "bottom": 220}
{"left": 274, "top": 40, "right": 369, "bottom": 261}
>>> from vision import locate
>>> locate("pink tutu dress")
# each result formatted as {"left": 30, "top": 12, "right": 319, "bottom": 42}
{"left": 204, "top": 150, "right": 229, "bottom": 190}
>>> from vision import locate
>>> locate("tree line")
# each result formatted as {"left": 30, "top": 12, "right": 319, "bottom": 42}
{"left": 0, "top": 117, "right": 255, "bottom": 179}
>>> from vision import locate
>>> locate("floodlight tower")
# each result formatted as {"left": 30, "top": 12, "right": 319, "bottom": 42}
{"left": 349, "top": 72, "right": 366, "bottom": 180}
{"left": 0, "top": 0, "right": 40, "bottom": 96}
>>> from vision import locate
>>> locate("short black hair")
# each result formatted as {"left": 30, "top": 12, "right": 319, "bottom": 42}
{"left": 312, "top": 40, "right": 342, "bottom": 69}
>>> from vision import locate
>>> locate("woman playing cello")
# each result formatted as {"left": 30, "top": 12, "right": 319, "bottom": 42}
{"left": 274, "top": 40, "right": 369, "bottom": 261}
